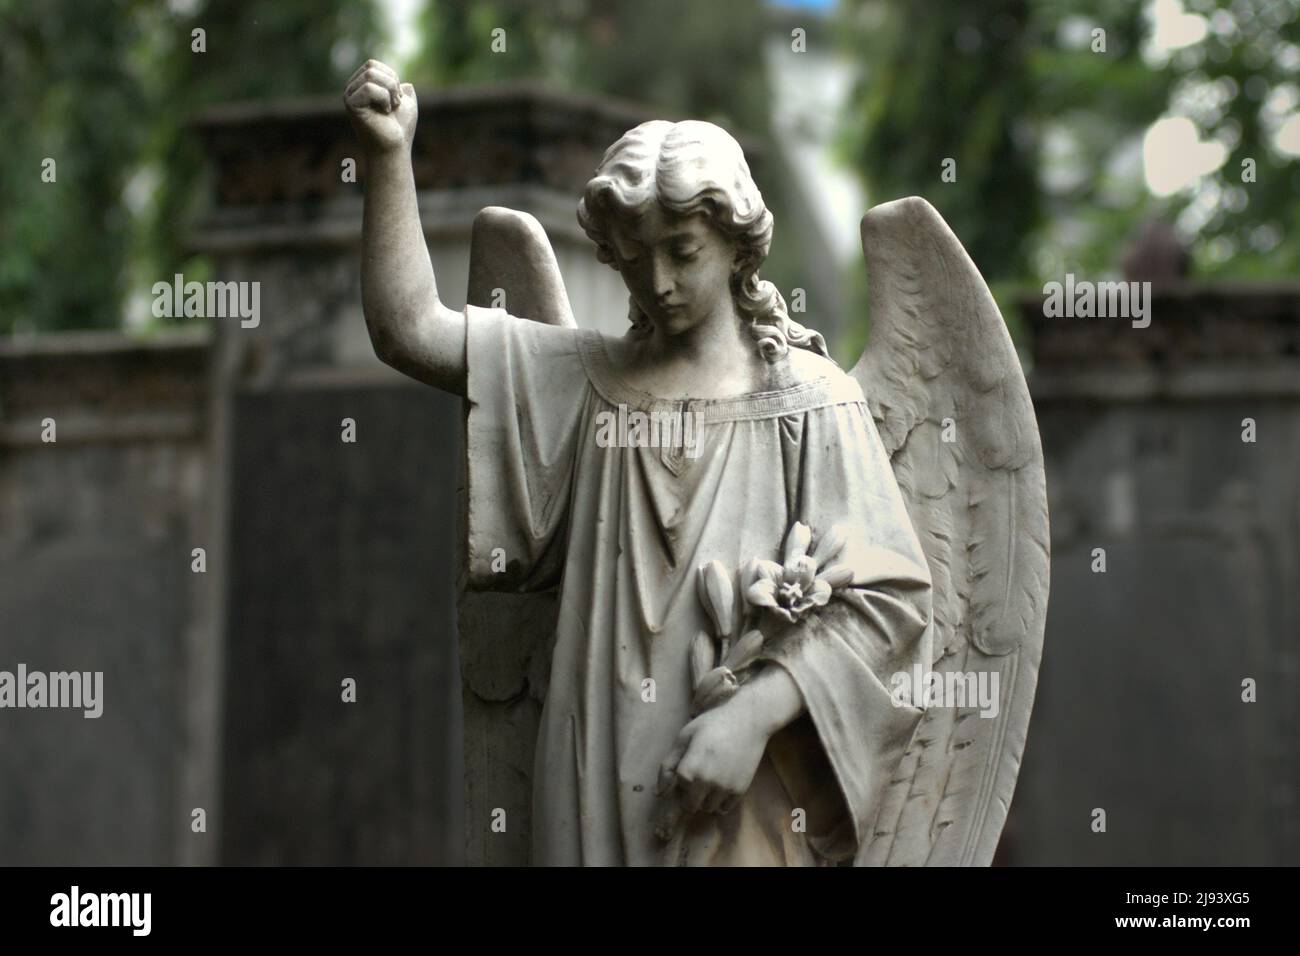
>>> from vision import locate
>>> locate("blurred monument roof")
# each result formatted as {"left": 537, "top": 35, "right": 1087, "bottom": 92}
{"left": 191, "top": 84, "right": 766, "bottom": 221}
{"left": 193, "top": 82, "right": 663, "bottom": 131}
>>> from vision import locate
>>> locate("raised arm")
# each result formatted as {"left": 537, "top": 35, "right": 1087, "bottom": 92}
{"left": 344, "top": 59, "right": 467, "bottom": 395}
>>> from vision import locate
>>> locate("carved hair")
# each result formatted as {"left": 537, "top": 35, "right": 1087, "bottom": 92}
{"left": 577, "top": 120, "right": 828, "bottom": 362}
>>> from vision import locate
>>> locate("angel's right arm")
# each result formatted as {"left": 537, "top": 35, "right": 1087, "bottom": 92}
{"left": 345, "top": 60, "right": 466, "bottom": 395}
{"left": 360, "top": 148, "right": 467, "bottom": 396}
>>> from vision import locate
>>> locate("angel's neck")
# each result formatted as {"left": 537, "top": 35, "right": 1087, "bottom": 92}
{"left": 646, "top": 302, "right": 754, "bottom": 371}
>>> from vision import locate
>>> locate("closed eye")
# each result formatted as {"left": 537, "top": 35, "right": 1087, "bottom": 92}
{"left": 612, "top": 238, "right": 644, "bottom": 265}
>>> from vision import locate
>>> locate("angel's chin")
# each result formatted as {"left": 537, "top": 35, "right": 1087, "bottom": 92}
{"left": 654, "top": 311, "right": 701, "bottom": 337}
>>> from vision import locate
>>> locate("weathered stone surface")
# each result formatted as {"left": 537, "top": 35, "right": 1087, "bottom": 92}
{"left": 1011, "top": 289, "right": 1300, "bottom": 865}
{"left": 219, "top": 384, "right": 463, "bottom": 865}
{"left": 0, "top": 335, "right": 208, "bottom": 865}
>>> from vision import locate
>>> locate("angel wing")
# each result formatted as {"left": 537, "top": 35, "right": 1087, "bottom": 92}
{"left": 850, "top": 197, "right": 1050, "bottom": 866}
{"left": 458, "top": 206, "right": 574, "bottom": 865}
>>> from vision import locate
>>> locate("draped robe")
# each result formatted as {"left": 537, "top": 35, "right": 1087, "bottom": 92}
{"left": 463, "top": 305, "right": 933, "bottom": 866}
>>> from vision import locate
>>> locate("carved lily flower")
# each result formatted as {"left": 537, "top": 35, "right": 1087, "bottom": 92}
{"left": 691, "top": 560, "right": 742, "bottom": 713}
{"left": 696, "top": 560, "right": 736, "bottom": 639}
{"left": 688, "top": 527, "right": 854, "bottom": 714}
{"left": 744, "top": 522, "right": 854, "bottom": 624}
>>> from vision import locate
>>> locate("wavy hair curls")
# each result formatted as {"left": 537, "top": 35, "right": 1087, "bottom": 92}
{"left": 577, "top": 120, "right": 827, "bottom": 362}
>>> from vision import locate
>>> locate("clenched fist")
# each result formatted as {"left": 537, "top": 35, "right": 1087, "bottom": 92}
{"left": 344, "top": 59, "right": 417, "bottom": 154}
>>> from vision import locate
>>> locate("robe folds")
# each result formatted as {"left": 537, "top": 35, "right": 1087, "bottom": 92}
{"left": 463, "top": 305, "right": 933, "bottom": 866}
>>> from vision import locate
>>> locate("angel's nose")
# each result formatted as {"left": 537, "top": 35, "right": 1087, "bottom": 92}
{"left": 649, "top": 254, "right": 676, "bottom": 298}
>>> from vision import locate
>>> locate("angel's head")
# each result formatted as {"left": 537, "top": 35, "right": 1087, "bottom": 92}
{"left": 577, "top": 120, "right": 826, "bottom": 362}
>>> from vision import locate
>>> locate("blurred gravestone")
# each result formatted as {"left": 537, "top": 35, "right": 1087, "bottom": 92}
{"left": 0, "top": 334, "right": 208, "bottom": 864}
{"left": 1013, "top": 285, "right": 1300, "bottom": 865}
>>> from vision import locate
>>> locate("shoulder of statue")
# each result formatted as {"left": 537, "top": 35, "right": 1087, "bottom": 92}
{"left": 782, "top": 346, "right": 843, "bottom": 384}
{"left": 760, "top": 346, "right": 858, "bottom": 399}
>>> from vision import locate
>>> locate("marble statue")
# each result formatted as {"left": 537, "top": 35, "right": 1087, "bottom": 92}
{"left": 345, "top": 59, "right": 1050, "bottom": 866}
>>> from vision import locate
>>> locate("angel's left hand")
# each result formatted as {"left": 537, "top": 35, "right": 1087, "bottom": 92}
{"left": 658, "top": 698, "right": 767, "bottom": 818}
{"left": 654, "top": 666, "right": 805, "bottom": 836}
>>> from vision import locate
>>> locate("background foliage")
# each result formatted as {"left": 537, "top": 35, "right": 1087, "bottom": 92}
{"left": 2, "top": 0, "right": 1297, "bottom": 339}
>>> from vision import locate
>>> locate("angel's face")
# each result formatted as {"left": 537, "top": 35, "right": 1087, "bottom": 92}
{"left": 608, "top": 203, "right": 738, "bottom": 338}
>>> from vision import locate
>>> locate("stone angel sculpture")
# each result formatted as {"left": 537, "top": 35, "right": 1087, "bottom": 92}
{"left": 344, "top": 59, "right": 1049, "bottom": 866}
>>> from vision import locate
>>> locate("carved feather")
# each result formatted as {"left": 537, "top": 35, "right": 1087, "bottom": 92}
{"left": 850, "top": 197, "right": 1050, "bottom": 866}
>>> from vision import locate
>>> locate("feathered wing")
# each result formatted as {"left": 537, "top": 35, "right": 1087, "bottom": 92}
{"left": 850, "top": 197, "right": 1050, "bottom": 866}
{"left": 465, "top": 206, "right": 577, "bottom": 329}
{"left": 458, "top": 206, "right": 574, "bottom": 865}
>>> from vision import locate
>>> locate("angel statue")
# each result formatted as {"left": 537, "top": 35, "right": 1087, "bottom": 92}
{"left": 344, "top": 59, "right": 1049, "bottom": 866}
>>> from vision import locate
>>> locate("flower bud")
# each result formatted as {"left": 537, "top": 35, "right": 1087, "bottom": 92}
{"left": 813, "top": 523, "right": 849, "bottom": 566}
{"left": 697, "top": 559, "right": 735, "bottom": 637}
{"left": 690, "top": 630, "right": 715, "bottom": 690}
{"left": 724, "top": 629, "right": 765, "bottom": 671}
{"left": 818, "top": 564, "right": 855, "bottom": 589}
{"left": 783, "top": 522, "right": 813, "bottom": 565}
